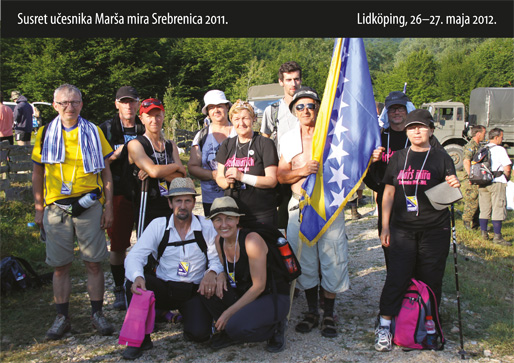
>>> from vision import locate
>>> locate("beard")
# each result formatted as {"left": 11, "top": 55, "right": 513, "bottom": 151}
{"left": 175, "top": 209, "right": 190, "bottom": 221}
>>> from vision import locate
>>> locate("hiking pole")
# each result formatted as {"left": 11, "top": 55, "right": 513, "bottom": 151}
{"left": 450, "top": 204, "right": 466, "bottom": 359}
{"left": 137, "top": 178, "right": 148, "bottom": 239}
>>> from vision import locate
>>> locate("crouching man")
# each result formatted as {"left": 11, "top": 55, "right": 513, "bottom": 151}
{"left": 122, "top": 177, "right": 223, "bottom": 360}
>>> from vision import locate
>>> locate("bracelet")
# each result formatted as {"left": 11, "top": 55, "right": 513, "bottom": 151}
{"left": 241, "top": 173, "right": 258, "bottom": 187}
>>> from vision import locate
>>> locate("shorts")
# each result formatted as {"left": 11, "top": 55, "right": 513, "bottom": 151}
{"left": 0, "top": 135, "right": 14, "bottom": 145}
{"left": 479, "top": 182, "right": 507, "bottom": 221}
{"left": 44, "top": 201, "right": 109, "bottom": 267}
{"left": 14, "top": 130, "right": 31, "bottom": 142}
{"left": 286, "top": 196, "right": 350, "bottom": 294}
{"left": 107, "top": 195, "right": 135, "bottom": 252}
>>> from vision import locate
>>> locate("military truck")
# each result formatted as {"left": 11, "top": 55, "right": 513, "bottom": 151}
{"left": 421, "top": 87, "right": 513, "bottom": 170}
{"left": 247, "top": 83, "right": 283, "bottom": 129}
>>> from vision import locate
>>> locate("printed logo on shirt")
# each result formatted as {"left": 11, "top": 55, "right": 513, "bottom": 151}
{"left": 397, "top": 166, "right": 431, "bottom": 185}
{"left": 225, "top": 157, "right": 255, "bottom": 172}
{"left": 382, "top": 148, "right": 396, "bottom": 163}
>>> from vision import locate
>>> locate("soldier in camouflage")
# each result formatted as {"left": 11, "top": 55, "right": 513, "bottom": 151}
{"left": 462, "top": 125, "right": 487, "bottom": 230}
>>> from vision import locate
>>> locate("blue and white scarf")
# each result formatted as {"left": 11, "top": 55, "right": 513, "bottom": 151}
{"left": 41, "top": 115, "right": 106, "bottom": 174}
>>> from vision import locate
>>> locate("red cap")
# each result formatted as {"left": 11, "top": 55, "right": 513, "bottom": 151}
{"left": 139, "top": 98, "right": 164, "bottom": 116}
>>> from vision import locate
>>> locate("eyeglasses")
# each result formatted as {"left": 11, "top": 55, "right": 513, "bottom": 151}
{"left": 388, "top": 106, "right": 407, "bottom": 113}
{"left": 295, "top": 103, "right": 317, "bottom": 112}
{"left": 141, "top": 99, "right": 162, "bottom": 108}
{"left": 55, "top": 101, "right": 81, "bottom": 108}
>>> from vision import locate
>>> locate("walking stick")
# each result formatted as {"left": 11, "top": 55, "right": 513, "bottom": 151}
{"left": 450, "top": 204, "right": 466, "bottom": 359}
{"left": 137, "top": 178, "right": 148, "bottom": 239}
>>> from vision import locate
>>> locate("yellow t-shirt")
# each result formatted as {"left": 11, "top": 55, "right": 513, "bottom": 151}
{"left": 32, "top": 123, "right": 113, "bottom": 206}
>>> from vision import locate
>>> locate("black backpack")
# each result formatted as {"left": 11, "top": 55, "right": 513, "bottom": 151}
{"left": 1, "top": 256, "right": 52, "bottom": 295}
{"left": 144, "top": 215, "right": 208, "bottom": 275}
{"left": 469, "top": 145, "right": 497, "bottom": 186}
{"left": 242, "top": 223, "right": 301, "bottom": 283}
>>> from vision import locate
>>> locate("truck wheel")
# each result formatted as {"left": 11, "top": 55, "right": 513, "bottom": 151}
{"left": 444, "top": 144, "right": 464, "bottom": 171}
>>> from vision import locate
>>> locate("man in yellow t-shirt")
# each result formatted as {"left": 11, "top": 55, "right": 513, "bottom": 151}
{"left": 32, "top": 84, "right": 114, "bottom": 340}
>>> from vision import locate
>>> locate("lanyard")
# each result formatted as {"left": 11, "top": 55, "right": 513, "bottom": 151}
{"left": 224, "top": 229, "right": 240, "bottom": 281}
{"left": 232, "top": 134, "right": 253, "bottom": 173}
{"left": 144, "top": 134, "right": 168, "bottom": 166}
{"left": 59, "top": 140, "right": 80, "bottom": 185}
{"left": 401, "top": 146, "right": 431, "bottom": 216}
{"left": 386, "top": 130, "right": 409, "bottom": 164}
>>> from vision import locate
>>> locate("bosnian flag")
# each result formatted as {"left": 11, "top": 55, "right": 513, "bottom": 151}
{"left": 299, "top": 38, "right": 380, "bottom": 245}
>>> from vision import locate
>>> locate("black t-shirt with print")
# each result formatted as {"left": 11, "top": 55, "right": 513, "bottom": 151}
{"left": 382, "top": 146, "right": 456, "bottom": 230}
{"left": 216, "top": 133, "right": 278, "bottom": 218}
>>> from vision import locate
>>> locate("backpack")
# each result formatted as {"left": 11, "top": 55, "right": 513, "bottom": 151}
{"left": 196, "top": 126, "right": 210, "bottom": 152}
{"left": 144, "top": 215, "right": 208, "bottom": 276}
{"left": 242, "top": 223, "right": 301, "bottom": 283}
{"left": 391, "top": 279, "right": 445, "bottom": 350}
{"left": 269, "top": 102, "right": 280, "bottom": 143}
{"left": 1, "top": 256, "right": 52, "bottom": 295}
{"left": 469, "top": 145, "right": 496, "bottom": 186}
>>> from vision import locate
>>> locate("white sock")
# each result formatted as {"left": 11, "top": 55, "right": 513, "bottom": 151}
{"left": 380, "top": 316, "right": 392, "bottom": 327}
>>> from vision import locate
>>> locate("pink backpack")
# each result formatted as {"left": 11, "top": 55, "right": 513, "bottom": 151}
{"left": 391, "top": 279, "right": 445, "bottom": 350}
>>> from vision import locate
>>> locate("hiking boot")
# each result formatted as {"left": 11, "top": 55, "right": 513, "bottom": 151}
{"left": 351, "top": 206, "right": 362, "bottom": 220}
{"left": 113, "top": 286, "right": 127, "bottom": 311}
{"left": 481, "top": 230, "right": 490, "bottom": 241}
{"left": 91, "top": 311, "right": 114, "bottom": 336}
{"left": 374, "top": 325, "right": 392, "bottom": 352}
{"left": 46, "top": 314, "right": 71, "bottom": 340}
{"left": 463, "top": 221, "right": 472, "bottom": 230}
{"left": 266, "top": 319, "right": 287, "bottom": 353}
{"left": 122, "top": 335, "right": 153, "bottom": 360}
{"left": 493, "top": 233, "right": 512, "bottom": 246}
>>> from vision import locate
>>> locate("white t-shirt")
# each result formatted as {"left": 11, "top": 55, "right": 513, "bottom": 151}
{"left": 488, "top": 143, "right": 512, "bottom": 184}
{"left": 260, "top": 98, "right": 298, "bottom": 155}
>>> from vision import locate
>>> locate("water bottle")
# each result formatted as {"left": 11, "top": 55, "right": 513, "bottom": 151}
{"left": 71, "top": 192, "right": 99, "bottom": 216}
{"left": 424, "top": 315, "right": 437, "bottom": 350}
{"left": 276, "top": 237, "right": 298, "bottom": 274}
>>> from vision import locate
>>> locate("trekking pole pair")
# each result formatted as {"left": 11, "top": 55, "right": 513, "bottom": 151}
{"left": 137, "top": 179, "right": 149, "bottom": 239}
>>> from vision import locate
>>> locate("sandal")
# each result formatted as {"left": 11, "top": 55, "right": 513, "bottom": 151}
{"left": 295, "top": 312, "right": 319, "bottom": 333}
{"left": 321, "top": 316, "right": 338, "bottom": 338}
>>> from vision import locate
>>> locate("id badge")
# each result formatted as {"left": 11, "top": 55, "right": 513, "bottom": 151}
{"left": 406, "top": 196, "right": 419, "bottom": 213}
{"left": 228, "top": 272, "right": 237, "bottom": 288}
{"left": 177, "top": 261, "right": 190, "bottom": 277}
{"left": 61, "top": 181, "right": 73, "bottom": 195}
{"left": 159, "top": 180, "right": 168, "bottom": 196}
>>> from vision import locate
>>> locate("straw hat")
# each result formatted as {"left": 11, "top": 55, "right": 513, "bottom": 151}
{"left": 207, "top": 196, "right": 245, "bottom": 219}
{"left": 166, "top": 177, "right": 200, "bottom": 198}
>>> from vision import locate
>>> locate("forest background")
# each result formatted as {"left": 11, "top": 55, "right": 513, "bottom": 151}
{"left": 1, "top": 37, "right": 513, "bottom": 133}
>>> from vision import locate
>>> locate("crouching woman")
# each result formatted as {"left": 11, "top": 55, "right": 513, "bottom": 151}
{"left": 202, "top": 196, "right": 290, "bottom": 352}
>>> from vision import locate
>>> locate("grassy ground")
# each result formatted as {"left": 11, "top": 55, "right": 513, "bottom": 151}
{"left": 1, "top": 170, "right": 513, "bottom": 360}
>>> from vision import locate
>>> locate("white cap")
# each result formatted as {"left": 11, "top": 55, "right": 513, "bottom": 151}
{"left": 201, "top": 90, "right": 232, "bottom": 115}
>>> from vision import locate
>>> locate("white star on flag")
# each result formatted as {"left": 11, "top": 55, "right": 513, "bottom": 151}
{"left": 329, "top": 188, "right": 346, "bottom": 208}
{"left": 327, "top": 142, "right": 349, "bottom": 165}
{"left": 327, "top": 164, "right": 349, "bottom": 189}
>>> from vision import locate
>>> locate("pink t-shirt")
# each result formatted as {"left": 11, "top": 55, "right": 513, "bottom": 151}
{"left": 0, "top": 104, "right": 14, "bottom": 137}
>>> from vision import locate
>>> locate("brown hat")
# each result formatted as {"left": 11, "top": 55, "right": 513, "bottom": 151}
{"left": 207, "top": 196, "right": 245, "bottom": 219}
{"left": 166, "top": 177, "right": 199, "bottom": 198}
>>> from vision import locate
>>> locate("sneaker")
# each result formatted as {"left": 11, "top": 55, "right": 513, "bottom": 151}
{"left": 46, "top": 314, "right": 71, "bottom": 340}
{"left": 91, "top": 311, "right": 114, "bottom": 336}
{"left": 113, "top": 286, "right": 127, "bottom": 311}
{"left": 122, "top": 335, "right": 153, "bottom": 360}
{"left": 374, "top": 325, "right": 392, "bottom": 352}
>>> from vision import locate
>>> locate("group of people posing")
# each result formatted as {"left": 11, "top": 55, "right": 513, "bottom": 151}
{"left": 30, "top": 61, "right": 511, "bottom": 359}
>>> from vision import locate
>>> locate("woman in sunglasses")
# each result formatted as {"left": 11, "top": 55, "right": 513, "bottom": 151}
{"left": 215, "top": 100, "right": 279, "bottom": 227}
{"left": 127, "top": 98, "right": 186, "bottom": 230}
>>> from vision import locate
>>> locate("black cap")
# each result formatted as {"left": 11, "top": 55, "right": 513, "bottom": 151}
{"left": 289, "top": 86, "right": 321, "bottom": 112}
{"left": 116, "top": 86, "right": 139, "bottom": 100}
{"left": 385, "top": 91, "right": 409, "bottom": 108}
{"left": 404, "top": 109, "right": 435, "bottom": 130}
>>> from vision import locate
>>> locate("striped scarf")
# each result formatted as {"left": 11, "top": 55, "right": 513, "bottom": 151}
{"left": 41, "top": 116, "right": 105, "bottom": 174}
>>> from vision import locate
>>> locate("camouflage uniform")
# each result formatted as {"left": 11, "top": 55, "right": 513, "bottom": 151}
{"left": 462, "top": 139, "right": 480, "bottom": 225}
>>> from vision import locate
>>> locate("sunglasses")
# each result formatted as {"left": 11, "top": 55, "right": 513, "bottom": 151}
{"left": 141, "top": 99, "right": 163, "bottom": 108}
{"left": 295, "top": 103, "right": 317, "bottom": 111}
